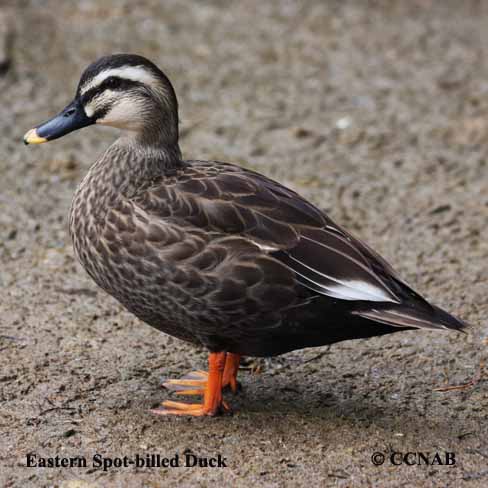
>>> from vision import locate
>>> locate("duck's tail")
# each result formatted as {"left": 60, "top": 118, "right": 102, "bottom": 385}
{"left": 351, "top": 302, "right": 468, "bottom": 332}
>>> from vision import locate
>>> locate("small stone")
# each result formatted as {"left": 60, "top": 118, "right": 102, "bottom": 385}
{"left": 335, "top": 116, "right": 352, "bottom": 130}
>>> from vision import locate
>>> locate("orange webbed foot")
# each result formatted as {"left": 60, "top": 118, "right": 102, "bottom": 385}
{"left": 162, "top": 353, "right": 242, "bottom": 397}
{"left": 152, "top": 352, "right": 236, "bottom": 417}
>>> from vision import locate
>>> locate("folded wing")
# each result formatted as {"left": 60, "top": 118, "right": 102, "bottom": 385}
{"left": 131, "top": 161, "right": 466, "bottom": 331}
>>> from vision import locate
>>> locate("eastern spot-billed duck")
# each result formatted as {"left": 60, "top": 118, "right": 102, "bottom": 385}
{"left": 24, "top": 54, "right": 467, "bottom": 416}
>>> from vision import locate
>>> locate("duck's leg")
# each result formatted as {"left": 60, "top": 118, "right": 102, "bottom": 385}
{"left": 162, "top": 352, "right": 242, "bottom": 396}
{"left": 152, "top": 352, "right": 230, "bottom": 416}
{"left": 222, "top": 353, "right": 241, "bottom": 393}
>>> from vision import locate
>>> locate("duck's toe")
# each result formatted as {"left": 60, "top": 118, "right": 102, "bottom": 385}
{"left": 151, "top": 399, "right": 231, "bottom": 417}
{"left": 162, "top": 370, "right": 207, "bottom": 396}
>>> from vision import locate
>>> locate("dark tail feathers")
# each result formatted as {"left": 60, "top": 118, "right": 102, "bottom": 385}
{"left": 351, "top": 303, "right": 468, "bottom": 332}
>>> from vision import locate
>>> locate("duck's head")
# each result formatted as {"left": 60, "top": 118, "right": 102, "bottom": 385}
{"left": 24, "top": 54, "right": 179, "bottom": 146}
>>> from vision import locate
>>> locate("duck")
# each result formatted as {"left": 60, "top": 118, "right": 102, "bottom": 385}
{"left": 24, "top": 54, "right": 467, "bottom": 417}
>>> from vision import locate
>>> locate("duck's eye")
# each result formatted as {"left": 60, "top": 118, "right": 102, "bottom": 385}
{"left": 105, "top": 77, "right": 122, "bottom": 89}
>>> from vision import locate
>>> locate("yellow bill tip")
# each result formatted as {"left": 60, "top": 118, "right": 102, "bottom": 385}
{"left": 23, "top": 128, "right": 47, "bottom": 145}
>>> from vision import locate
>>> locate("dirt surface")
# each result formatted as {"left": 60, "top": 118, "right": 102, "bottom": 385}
{"left": 1, "top": 1, "right": 487, "bottom": 486}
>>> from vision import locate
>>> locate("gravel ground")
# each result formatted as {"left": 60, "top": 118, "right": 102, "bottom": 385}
{"left": 1, "top": 1, "right": 487, "bottom": 487}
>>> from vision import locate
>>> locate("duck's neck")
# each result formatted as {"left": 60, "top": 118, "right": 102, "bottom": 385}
{"left": 78, "top": 136, "right": 183, "bottom": 211}
{"left": 122, "top": 135, "right": 183, "bottom": 176}
{"left": 116, "top": 134, "right": 181, "bottom": 179}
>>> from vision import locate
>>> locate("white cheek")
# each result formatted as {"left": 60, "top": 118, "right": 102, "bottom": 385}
{"left": 96, "top": 98, "right": 146, "bottom": 131}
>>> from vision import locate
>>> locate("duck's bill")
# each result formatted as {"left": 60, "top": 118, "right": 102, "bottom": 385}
{"left": 23, "top": 99, "right": 94, "bottom": 145}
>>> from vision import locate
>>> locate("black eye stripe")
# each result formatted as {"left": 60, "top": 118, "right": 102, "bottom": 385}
{"left": 102, "top": 76, "right": 124, "bottom": 89}
{"left": 80, "top": 87, "right": 100, "bottom": 105}
{"left": 79, "top": 77, "right": 144, "bottom": 105}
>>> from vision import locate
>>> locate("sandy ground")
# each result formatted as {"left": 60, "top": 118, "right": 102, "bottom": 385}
{"left": 1, "top": 1, "right": 487, "bottom": 486}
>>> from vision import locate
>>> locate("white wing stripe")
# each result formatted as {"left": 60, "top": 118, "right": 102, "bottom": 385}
{"left": 286, "top": 253, "right": 398, "bottom": 303}
{"left": 300, "top": 235, "right": 388, "bottom": 286}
